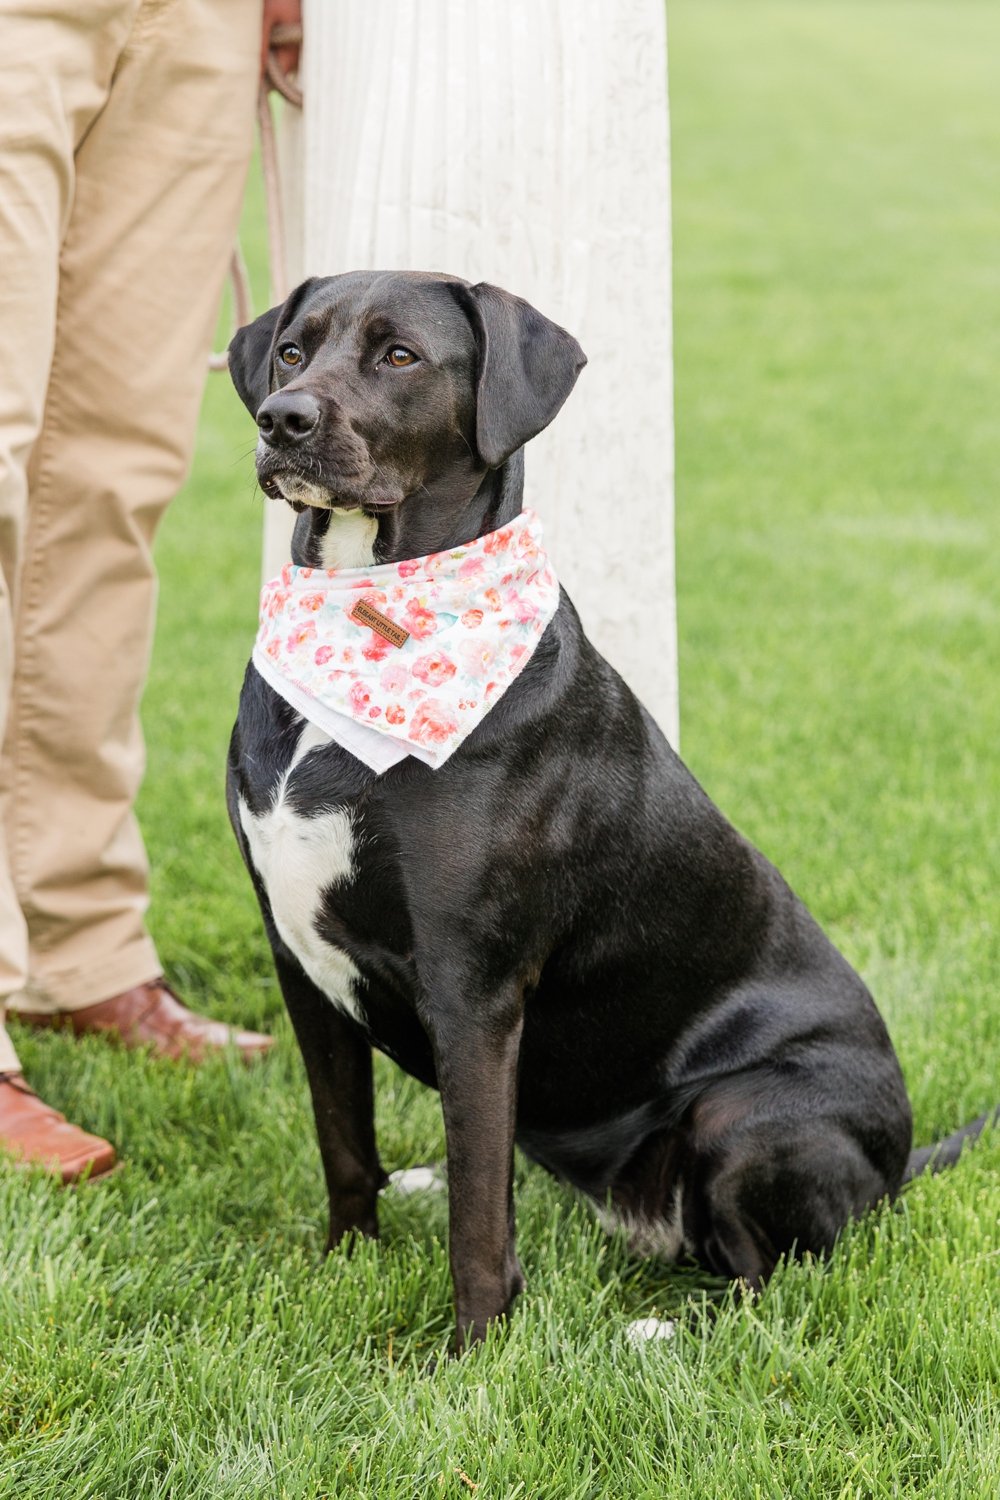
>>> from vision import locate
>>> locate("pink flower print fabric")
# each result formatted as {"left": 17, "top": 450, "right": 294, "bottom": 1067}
{"left": 252, "top": 509, "right": 560, "bottom": 772}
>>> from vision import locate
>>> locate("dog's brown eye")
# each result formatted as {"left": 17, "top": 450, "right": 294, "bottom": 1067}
{"left": 279, "top": 344, "right": 302, "bottom": 367}
{"left": 386, "top": 347, "right": 417, "bottom": 367}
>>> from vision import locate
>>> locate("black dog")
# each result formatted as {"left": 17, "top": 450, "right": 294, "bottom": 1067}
{"left": 227, "top": 271, "right": 994, "bottom": 1351}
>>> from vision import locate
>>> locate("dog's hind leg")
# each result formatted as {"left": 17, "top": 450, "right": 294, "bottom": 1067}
{"left": 675, "top": 1073, "right": 912, "bottom": 1294}
{"left": 685, "top": 1114, "right": 903, "bottom": 1294}
{"left": 273, "top": 946, "right": 386, "bottom": 1250}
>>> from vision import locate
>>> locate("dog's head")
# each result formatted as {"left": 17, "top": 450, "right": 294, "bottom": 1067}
{"left": 228, "top": 271, "right": 586, "bottom": 516}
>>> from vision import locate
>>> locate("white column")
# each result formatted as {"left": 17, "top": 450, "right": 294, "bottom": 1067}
{"left": 265, "top": 0, "right": 678, "bottom": 745}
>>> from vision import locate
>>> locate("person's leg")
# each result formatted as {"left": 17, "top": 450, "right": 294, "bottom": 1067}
{"left": 5, "top": 0, "right": 268, "bottom": 1055}
{"left": 0, "top": 0, "right": 142, "bottom": 1174}
{"left": 1, "top": 4, "right": 139, "bottom": 1008}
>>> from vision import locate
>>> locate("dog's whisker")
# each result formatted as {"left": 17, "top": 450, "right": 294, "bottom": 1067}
{"left": 454, "top": 428, "right": 476, "bottom": 462}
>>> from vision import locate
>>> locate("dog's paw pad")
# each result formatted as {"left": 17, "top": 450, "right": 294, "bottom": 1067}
{"left": 625, "top": 1317, "right": 676, "bottom": 1346}
{"left": 385, "top": 1166, "right": 446, "bottom": 1196}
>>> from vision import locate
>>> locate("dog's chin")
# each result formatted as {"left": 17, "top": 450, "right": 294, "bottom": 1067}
{"left": 258, "top": 469, "right": 402, "bottom": 516}
{"left": 258, "top": 471, "right": 335, "bottom": 509}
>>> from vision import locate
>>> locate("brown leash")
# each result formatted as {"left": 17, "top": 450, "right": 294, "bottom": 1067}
{"left": 209, "top": 23, "right": 302, "bottom": 371}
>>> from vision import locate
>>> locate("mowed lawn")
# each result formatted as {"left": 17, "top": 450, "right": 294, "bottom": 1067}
{"left": 2, "top": 3, "right": 998, "bottom": 1495}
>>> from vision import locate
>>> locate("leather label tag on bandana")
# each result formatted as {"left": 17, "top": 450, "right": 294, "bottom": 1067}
{"left": 349, "top": 598, "right": 410, "bottom": 648}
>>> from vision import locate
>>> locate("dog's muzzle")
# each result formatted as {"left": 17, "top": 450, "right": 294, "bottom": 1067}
{"left": 254, "top": 390, "right": 377, "bottom": 509}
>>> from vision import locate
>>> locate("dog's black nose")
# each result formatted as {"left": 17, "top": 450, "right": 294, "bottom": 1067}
{"left": 256, "top": 390, "right": 321, "bottom": 447}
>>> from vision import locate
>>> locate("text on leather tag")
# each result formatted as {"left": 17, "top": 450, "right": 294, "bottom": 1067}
{"left": 349, "top": 598, "right": 410, "bottom": 648}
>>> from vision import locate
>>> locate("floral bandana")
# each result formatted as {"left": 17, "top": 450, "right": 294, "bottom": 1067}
{"left": 252, "top": 509, "right": 560, "bottom": 772}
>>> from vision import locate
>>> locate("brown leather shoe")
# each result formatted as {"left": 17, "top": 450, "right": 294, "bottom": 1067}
{"left": 11, "top": 979, "right": 274, "bottom": 1064}
{"left": 0, "top": 1073, "right": 117, "bottom": 1183}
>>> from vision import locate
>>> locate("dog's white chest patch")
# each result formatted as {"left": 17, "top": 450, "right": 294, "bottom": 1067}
{"left": 319, "top": 508, "right": 378, "bottom": 569}
{"left": 238, "top": 720, "right": 364, "bottom": 1023}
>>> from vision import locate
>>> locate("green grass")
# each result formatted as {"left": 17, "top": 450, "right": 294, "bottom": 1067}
{"left": 3, "top": 3, "right": 999, "bottom": 1494}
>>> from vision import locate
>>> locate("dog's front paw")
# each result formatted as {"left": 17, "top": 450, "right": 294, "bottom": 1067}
{"left": 504, "top": 1248, "right": 526, "bottom": 1306}
{"left": 324, "top": 1200, "right": 380, "bottom": 1254}
{"left": 324, "top": 1221, "right": 379, "bottom": 1257}
{"left": 452, "top": 1260, "right": 525, "bottom": 1354}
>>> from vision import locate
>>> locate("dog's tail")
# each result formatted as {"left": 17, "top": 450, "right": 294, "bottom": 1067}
{"left": 902, "top": 1106, "right": 999, "bottom": 1185}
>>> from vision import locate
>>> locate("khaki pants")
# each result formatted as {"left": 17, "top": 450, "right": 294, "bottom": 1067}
{"left": 0, "top": 0, "right": 260, "bottom": 1073}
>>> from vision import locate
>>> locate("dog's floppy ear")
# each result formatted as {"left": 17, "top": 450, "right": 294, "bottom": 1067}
{"left": 227, "top": 303, "right": 283, "bottom": 417}
{"left": 454, "top": 282, "right": 587, "bottom": 469}
{"left": 228, "top": 279, "right": 319, "bottom": 415}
